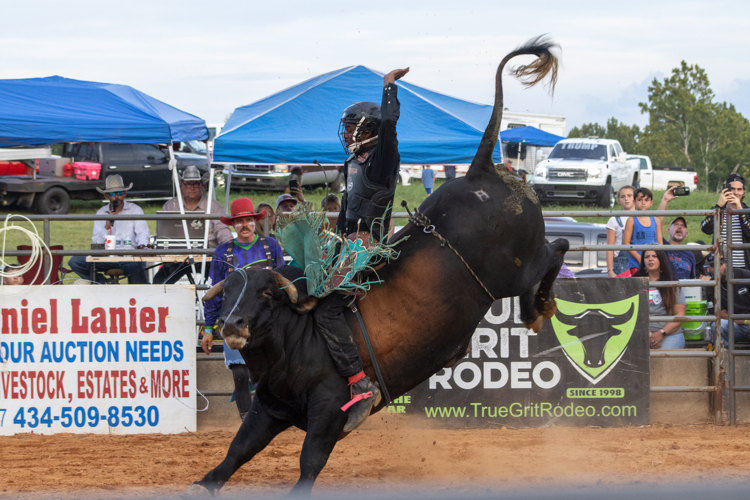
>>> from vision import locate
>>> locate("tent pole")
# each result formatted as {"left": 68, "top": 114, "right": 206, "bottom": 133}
{"left": 201, "top": 140, "right": 215, "bottom": 285}
{"left": 224, "top": 166, "right": 232, "bottom": 212}
{"left": 169, "top": 144, "right": 199, "bottom": 282}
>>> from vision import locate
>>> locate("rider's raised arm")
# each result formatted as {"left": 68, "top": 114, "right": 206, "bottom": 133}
{"left": 367, "top": 68, "right": 408, "bottom": 186}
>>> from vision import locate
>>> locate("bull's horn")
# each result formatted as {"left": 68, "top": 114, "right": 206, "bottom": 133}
{"left": 201, "top": 279, "right": 226, "bottom": 303}
{"left": 273, "top": 272, "right": 298, "bottom": 303}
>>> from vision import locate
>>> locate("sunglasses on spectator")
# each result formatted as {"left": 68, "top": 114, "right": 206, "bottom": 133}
{"left": 107, "top": 191, "right": 124, "bottom": 197}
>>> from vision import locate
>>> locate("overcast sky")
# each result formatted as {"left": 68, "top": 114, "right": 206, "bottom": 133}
{"left": 3, "top": 0, "right": 748, "bottom": 134}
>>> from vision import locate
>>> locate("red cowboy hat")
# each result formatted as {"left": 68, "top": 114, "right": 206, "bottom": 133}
{"left": 220, "top": 198, "right": 267, "bottom": 226}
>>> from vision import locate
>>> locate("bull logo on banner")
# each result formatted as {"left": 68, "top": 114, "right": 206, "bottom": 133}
{"left": 551, "top": 296, "right": 638, "bottom": 385}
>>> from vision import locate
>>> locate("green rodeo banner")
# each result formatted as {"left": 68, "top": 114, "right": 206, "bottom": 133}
{"left": 397, "top": 278, "right": 650, "bottom": 427}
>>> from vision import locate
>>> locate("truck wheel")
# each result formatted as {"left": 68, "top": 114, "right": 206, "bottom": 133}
{"left": 598, "top": 184, "right": 615, "bottom": 209}
{"left": 34, "top": 187, "right": 71, "bottom": 214}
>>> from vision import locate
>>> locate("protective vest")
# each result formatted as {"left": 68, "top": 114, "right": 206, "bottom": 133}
{"left": 344, "top": 151, "right": 396, "bottom": 235}
{"left": 226, "top": 237, "right": 275, "bottom": 272}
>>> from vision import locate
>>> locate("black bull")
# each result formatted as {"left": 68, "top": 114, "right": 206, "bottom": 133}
{"left": 554, "top": 305, "right": 636, "bottom": 367}
{"left": 189, "top": 37, "right": 569, "bottom": 497}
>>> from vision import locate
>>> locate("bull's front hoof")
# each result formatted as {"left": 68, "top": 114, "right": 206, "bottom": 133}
{"left": 524, "top": 315, "right": 544, "bottom": 333}
{"left": 541, "top": 299, "right": 557, "bottom": 319}
{"left": 182, "top": 482, "right": 214, "bottom": 498}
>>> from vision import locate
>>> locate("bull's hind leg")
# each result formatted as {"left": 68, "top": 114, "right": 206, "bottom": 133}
{"left": 534, "top": 239, "right": 569, "bottom": 320}
{"left": 187, "top": 398, "right": 291, "bottom": 497}
{"left": 520, "top": 289, "right": 543, "bottom": 333}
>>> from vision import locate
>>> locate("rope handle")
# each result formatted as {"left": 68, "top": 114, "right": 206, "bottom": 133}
{"left": 401, "top": 201, "right": 496, "bottom": 302}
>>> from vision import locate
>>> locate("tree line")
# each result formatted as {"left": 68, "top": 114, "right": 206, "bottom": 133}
{"left": 568, "top": 62, "right": 750, "bottom": 192}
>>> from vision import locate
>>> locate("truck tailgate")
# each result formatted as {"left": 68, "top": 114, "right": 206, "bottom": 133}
{"left": 0, "top": 175, "right": 104, "bottom": 192}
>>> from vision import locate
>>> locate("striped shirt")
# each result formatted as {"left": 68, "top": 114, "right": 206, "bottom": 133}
{"left": 722, "top": 209, "right": 746, "bottom": 267}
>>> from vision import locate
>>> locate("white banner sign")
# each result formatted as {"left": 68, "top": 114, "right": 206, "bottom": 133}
{"left": 0, "top": 285, "right": 196, "bottom": 435}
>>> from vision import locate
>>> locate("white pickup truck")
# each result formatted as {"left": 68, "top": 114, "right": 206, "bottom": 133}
{"left": 532, "top": 138, "right": 638, "bottom": 208}
{"left": 627, "top": 155, "right": 698, "bottom": 192}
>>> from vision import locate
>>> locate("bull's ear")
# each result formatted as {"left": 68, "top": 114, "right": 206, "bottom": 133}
{"left": 293, "top": 296, "right": 318, "bottom": 314}
{"left": 273, "top": 272, "right": 298, "bottom": 303}
{"left": 202, "top": 279, "right": 225, "bottom": 302}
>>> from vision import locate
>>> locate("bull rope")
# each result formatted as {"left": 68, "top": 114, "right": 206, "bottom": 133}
{"left": 400, "top": 201, "right": 496, "bottom": 302}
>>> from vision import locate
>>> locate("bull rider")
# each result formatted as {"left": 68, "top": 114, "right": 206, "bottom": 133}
{"left": 312, "top": 67, "right": 409, "bottom": 432}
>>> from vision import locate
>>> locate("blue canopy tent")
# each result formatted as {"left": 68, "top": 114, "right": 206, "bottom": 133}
{"left": 499, "top": 126, "right": 564, "bottom": 147}
{"left": 215, "top": 65, "right": 502, "bottom": 165}
{"left": 0, "top": 76, "right": 207, "bottom": 146}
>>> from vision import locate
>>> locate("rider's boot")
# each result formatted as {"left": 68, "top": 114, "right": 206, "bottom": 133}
{"left": 341, "top": 371, "right": 381, "bottom": 432}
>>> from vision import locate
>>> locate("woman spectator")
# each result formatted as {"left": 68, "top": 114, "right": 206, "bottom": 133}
{"left": 256, "top": 202, "right": 276, "bottom": 237}
{"left": 633, "top": 249, "right": 686, "bottom": 349}
{"left": 606, "top": 185, "right": 636, "bottom": 277}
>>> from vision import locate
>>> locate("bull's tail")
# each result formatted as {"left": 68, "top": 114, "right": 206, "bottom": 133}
{"left": 467, "top": 35, "right": 559, "bottom": 180}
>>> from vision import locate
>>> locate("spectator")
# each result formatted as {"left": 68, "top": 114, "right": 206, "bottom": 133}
{"left": 701, "top": 173, "right": 750, "bottom": 269}
{"left": 256, "top": 202, "right": 276, "bottom": 236}
{"left": 68, "top": 175, "right": 150, "bottom": 284}
{"left": 713, "top": 254, "right": 750, "bottom": 344}
{"left": 444, "top": 165, "right": 457, "bottom": 180}
{"left": 2, "top": 263, "right": 24, "bottom": 285}
{"left": 623, "top": 187, "right": 662, "bottom": 272}
{"left": 663, "top": 217, "right": 696, "bottom": 280}
{"left": 633, "top": 249, "right": 686, "bottom": 349}
{"left": 557, "top": 263, "right": 575, "bottom": 278}
{"left": 656, "top": 187, "right": 697, "bottom": 279}
{"left": 321, "top": 194, "right": 341, "bottom": 213}
{"left": 276, "top": 193, "right": 298, "bottom": 216}
{"left": 689, "top": 241, "right": 710, "bottom": 279}
{"left": 152, "top": 166, "right": 233, "bottom": 285}
{"left": 277, "top": 187, "right": 313, "bottom": 215}
{"left": 606, "top": 185, "right": 636, "bottom": 277}
{"left": 421, "top": 165, "right": 436, "bottom": 195}
{"left": 201, "top": 198, "right": 285, "bottom": 421}
{"left": 517, "top": 167, "right": 528, "bottom": 183}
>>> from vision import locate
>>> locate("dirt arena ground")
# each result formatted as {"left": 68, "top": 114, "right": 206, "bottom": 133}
{"left": 3, "top": 415, "right": 750, "bottom": 498}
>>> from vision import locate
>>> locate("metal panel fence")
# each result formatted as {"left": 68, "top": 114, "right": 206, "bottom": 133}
{"left": 1, "top": 208, "right": 733, "bottom": 424}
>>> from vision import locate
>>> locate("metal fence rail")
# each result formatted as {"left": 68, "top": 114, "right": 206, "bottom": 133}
{"left": 2, "top": 208, "right": 729, "bottom": 424}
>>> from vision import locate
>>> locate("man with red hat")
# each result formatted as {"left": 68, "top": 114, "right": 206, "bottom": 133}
{"left": 202, "top": 198, "right": 285, "bottom": 421}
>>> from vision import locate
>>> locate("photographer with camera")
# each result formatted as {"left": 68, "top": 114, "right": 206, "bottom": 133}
{"left": 701, "top": 173, "right": 750, "bottom": 270}
{"left": 655, "top": 187, "right": 696, "bottom": 279}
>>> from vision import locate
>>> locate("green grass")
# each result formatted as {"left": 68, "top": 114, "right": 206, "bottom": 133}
{"left": 0, "top": 183, "right": 716, "bottom": 279}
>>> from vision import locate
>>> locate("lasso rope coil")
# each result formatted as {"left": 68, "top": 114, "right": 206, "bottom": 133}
{"left": 0, "top": 214, "right": 53, "bottom": 289}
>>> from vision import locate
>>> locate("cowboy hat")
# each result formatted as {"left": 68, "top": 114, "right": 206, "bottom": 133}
{"left": 181, "top": 165, "right": 202, "bottom": 182}
{"left": 220, "top": 198, "right": 267, "bottom": 226}
{"left": 96, "top": 174, "right": 133, "bottom": 194}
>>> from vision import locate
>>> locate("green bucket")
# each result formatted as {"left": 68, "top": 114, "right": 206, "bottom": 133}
{"left": 683, "top": 301, "right": 708, "bottom": 340}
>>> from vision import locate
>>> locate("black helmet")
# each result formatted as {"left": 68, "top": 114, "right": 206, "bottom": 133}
{"left": 338, "top": 102, "right": 381, "bottom": 153}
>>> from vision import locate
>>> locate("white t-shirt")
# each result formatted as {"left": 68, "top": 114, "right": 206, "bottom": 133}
{"left": 606, "top": 215, "right": 631, "bottom": 257}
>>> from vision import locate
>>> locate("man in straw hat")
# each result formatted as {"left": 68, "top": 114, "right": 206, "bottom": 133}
{"left": 68, "top": 174, "right": 151, "bottom": 284}
{"left": 153, "top": 166, "right": 233, "bottom": 284}
{"left": 202, "top": 198, "right": 285, "bottom": 421}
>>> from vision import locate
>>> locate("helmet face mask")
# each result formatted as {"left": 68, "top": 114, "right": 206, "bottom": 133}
{"left": 338, "top": 102, "right": 381, "bottom": 154}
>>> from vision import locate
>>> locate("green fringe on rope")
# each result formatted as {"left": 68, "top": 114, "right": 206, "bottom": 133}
{"left": 276, "top": 206, "right": 404, "bottom": 298}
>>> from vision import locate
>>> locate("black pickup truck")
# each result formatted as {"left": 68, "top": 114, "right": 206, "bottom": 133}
{"left": 0, "top": 143, "right": 207, "bottom": 214}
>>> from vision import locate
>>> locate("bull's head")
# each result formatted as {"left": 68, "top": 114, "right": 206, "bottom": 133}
{"left": 554, "top": 304, "right": 635, "bottom": 368}
{"left": 202, "top": 270, "right": 317, "bottom": 350}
